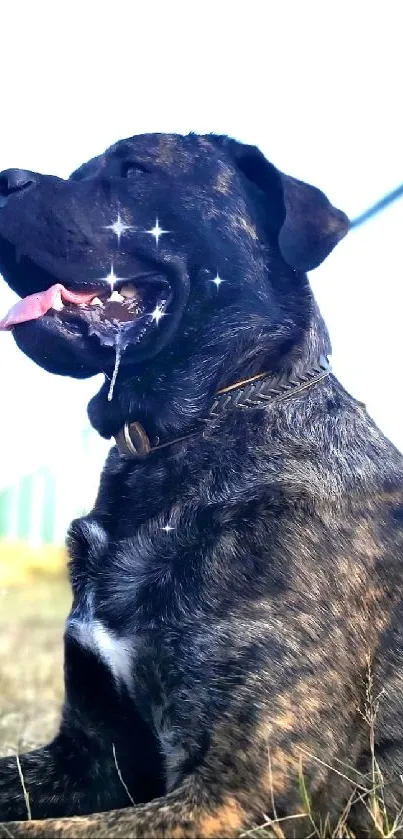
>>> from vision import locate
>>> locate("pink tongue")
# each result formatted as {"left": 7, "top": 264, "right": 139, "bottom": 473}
{"left": 0, "top": 284, "right": 96, "bottom": 330}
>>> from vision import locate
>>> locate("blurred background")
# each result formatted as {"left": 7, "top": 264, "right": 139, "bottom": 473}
{"left": 0, "top": 1, "right": 402, "bottom": 756}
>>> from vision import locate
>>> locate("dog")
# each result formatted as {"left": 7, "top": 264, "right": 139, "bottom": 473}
{"left": 0, "top": 133, "right": 403, "bottom": 838}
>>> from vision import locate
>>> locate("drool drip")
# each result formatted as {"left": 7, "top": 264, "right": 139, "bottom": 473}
{"left": 107, "top": 331, "right": 126, "bottom": 402}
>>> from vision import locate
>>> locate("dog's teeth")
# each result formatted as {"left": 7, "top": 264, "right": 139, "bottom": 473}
{"left": 91, "top": 297, "right": 103, "bottom": 306}
{"left": 119, "top": 284, "right": 137, "bottom": 299}
{"left": 52, "top": 294, "right": 64, "bottom": 311}
{"left": 108, "top": 290, "right": 124, "bottom": 302}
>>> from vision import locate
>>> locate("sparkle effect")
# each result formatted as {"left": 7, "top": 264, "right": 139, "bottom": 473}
{"left": 98, "top": 264, "right": 129, "bottom": 291}
{"left": 162, "top": 524, "right": 174, "bottom": 533}
{"left": 104, "top": 213, "right": 135, "bottom": 245}
{"left": 150, "top": 304, "right": 166, "bottom": 325}
{"left": 211, "top": 273, "right": 224, "bottom": 289}
{"left": 146, "top": 217, "right": 169, "bottom": 247}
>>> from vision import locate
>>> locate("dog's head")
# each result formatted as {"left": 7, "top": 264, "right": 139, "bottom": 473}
{"left": 0, "top": 133, "right": 349, "bottom": 436}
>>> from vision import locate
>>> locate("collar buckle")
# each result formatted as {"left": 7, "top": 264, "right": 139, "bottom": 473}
{"left": 115, "top": 421, "right": 152, "bottom": 459}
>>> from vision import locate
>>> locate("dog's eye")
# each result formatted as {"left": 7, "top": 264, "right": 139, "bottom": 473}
{"left": 121, "top": 161, "right": 150, "bottom": 178}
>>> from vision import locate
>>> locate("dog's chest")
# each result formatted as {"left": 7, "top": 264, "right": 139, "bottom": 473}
{"left": 66, "top": 595, "right": 135, "bottom": 693}
{"left": 66, "top": 593, "right": 191, "bottom": 788}
{"left": 65, "top": 507, "right": 211, "bottom": 696}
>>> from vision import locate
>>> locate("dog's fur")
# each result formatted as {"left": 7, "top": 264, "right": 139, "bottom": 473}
{"left": 0, "top": 133, "right": 403, "bottom": 838}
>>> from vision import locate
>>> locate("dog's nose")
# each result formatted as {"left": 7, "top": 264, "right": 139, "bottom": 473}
{"left": 0, "top": 169, "right": 36, "bottom": 205}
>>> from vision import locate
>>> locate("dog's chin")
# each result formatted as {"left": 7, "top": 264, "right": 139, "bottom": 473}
{"left": 13, "top": 318, "right": 102, "bottom": 377}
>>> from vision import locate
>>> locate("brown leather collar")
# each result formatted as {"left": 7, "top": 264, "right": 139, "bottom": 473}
{"left": 114, "top": 355, "right": 331, "bottom": 459}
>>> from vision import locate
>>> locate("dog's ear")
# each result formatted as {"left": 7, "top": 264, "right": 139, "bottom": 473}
{"left": 214, "top": 137, "right": 350, "bottom": 272}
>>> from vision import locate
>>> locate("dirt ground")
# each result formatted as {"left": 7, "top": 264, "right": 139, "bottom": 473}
{"left": 0, "top": 574, "right": 70, "bottom": 756}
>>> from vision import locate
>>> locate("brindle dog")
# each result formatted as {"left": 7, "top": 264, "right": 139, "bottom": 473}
{"left": 0, "top": 134, "right": 402, "bottom": 838}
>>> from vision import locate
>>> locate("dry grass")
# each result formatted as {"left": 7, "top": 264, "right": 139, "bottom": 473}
{"left": 0, "top": 541, "right": 66, "bottom": 588}
{"left": 0, "top": 563, "right": 70, "bottom": 755}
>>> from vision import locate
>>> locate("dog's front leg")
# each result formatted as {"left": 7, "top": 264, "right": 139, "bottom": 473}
{"left": 0, "top": 708, "right": 162, "bottom": 823}
{"left": 0, "top": 638, "right": 163, "bottom": 822}
{"left": 0, "top": 730, "right": 113, "bottom": 822}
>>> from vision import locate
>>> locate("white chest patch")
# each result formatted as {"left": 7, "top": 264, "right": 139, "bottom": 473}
{"left": 69, "top": 617, "right": 133, "bottom": 692}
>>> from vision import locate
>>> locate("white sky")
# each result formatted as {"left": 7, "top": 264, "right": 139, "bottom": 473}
{"left": 0, "top": 2, "right": 402, "bottom": 486}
